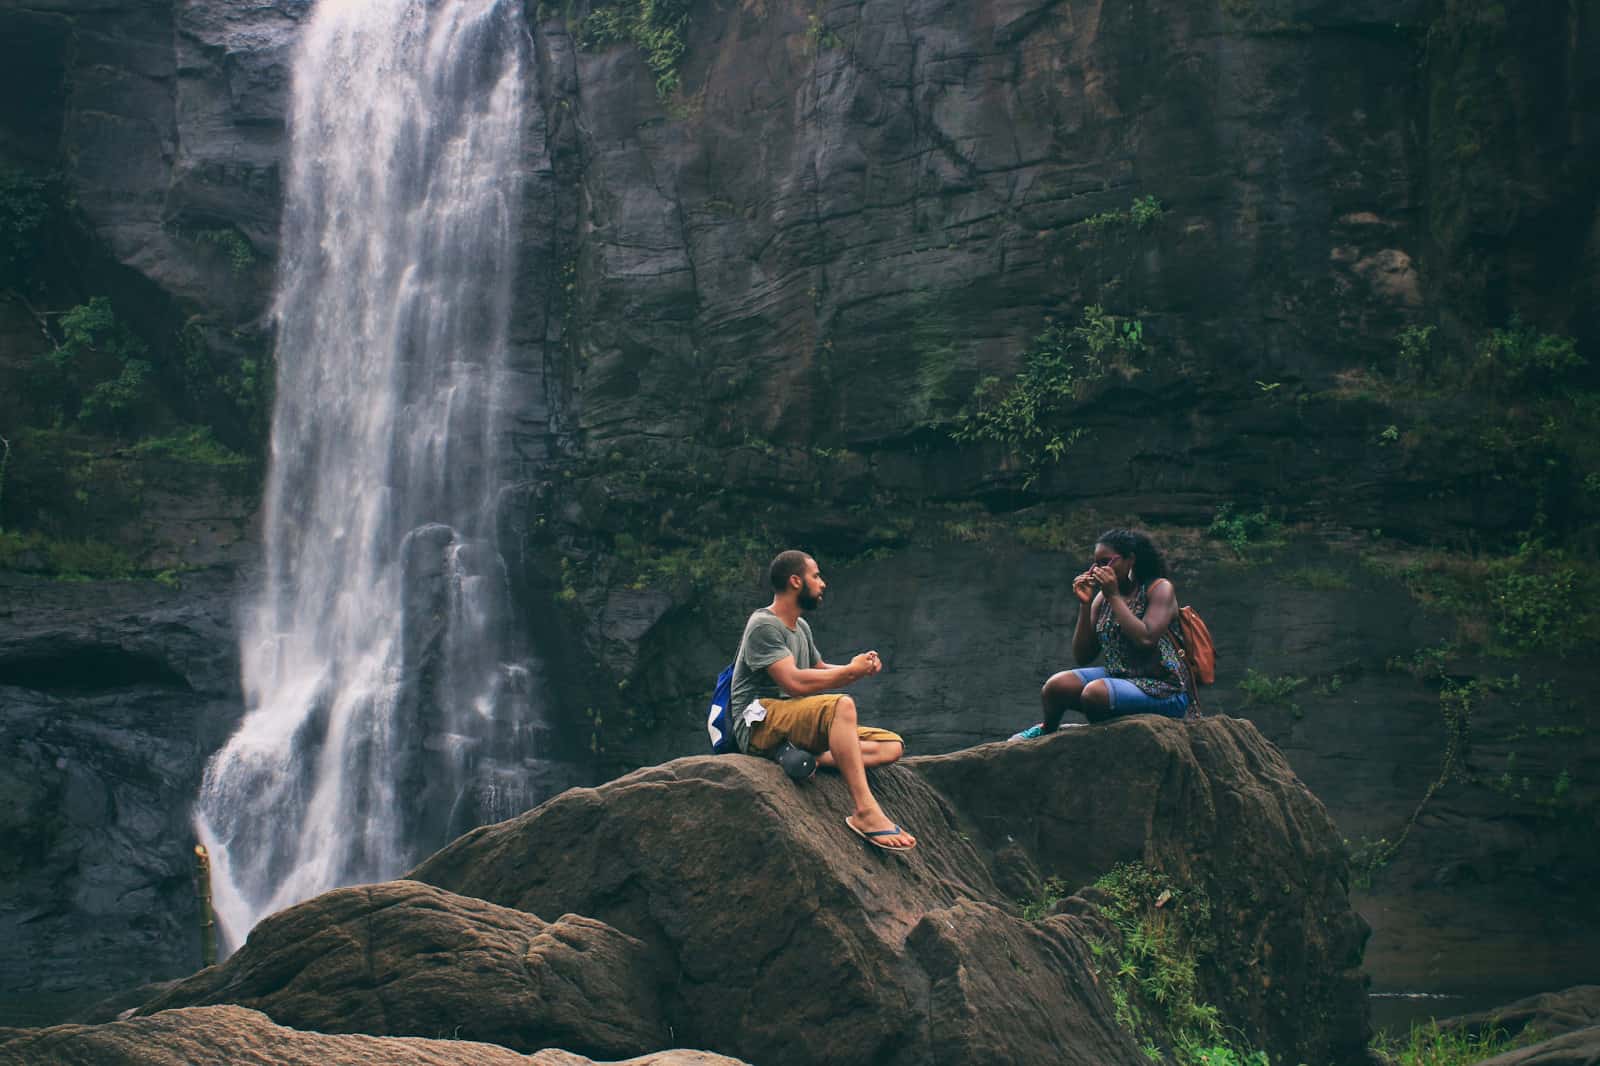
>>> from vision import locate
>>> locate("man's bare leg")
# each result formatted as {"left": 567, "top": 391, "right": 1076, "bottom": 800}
{"left": 829, "top": 697, "right": 915, "bottom": 848}
{"left": 818, "top": 738, "right": 902, "bottom": 770}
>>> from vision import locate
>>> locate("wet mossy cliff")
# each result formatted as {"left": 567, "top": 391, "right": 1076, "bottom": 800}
{"left": 1, "top": 0, "right": 1598, "bottom": 1014}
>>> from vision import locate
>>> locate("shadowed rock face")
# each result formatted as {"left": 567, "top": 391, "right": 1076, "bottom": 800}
{"left": 408, "top": 716, "right": 1370, "bottom": 1066}
{"left": 134, "top": 881, "right": 668, "bottom": 1060}
{"left": 0, "top": 1005, "right": 748, "bottom": 1066}
{"left": 0, "top": 571, "right": 246, "bottom": 1014}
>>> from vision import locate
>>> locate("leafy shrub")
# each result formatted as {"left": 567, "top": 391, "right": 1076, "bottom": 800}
{"left": 1130, "top": 195, "right": 1165, "bottom": 229}
{"left": 1477, "top": 316, "right": 1583, "bottom": 387}
{"left": 580, "top": 0, "right": 691, "bottom": 98}
{"left": 34, "top": 298, "right": 155, "bottom": 435}
{"left": 193, "top": 228, "right": 256, "bottom": 274}
{"left": 1020, "top": 875, "right": 1071, "bottom": 920}
{"left": 953, "top": 305, "right": 1144, "bottom": 484}
{"left": 1081, "top": 195, "right": 1165, "bottom": 231}
{"left": 1395, "top": 324, "right": 1435, "bottom": 378}
{"left": 1484, "top": 540, "right": 1586, "bottom": 655}
{"left": 1205, "top": 503, "right": 1283, "bottom": 557}
{"left": 1237, "top": 669, "right": 1306, "bottom": 708}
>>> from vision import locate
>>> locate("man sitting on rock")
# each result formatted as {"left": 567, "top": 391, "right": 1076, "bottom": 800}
{"left": 729, "top": 549, "right": 916, "bottom": 851}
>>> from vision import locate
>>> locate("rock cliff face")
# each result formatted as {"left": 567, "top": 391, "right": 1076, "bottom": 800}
{"left": 2, "top": 0, "right": 1597, "bottom": 1014}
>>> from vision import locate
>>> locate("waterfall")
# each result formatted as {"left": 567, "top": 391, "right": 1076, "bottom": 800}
{"left": 195, "top": 0, "right": 540, "bottom": 952}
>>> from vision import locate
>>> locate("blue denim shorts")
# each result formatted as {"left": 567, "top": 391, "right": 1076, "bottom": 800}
{"left": 1068, "top": 667, "right": 1190, "bottom": 718}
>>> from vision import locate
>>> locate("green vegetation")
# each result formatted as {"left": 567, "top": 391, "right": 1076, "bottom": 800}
{"left": 580, "top": 0, "right": 691, "bottom": 99}
{"left": 1373, "top": 537, "right": 1597, "bottom": 657}
{"left": 1394, "top": 324, "right": 1435, "bottom": 380}
{"left": 126, "top": 426, "right": 250, "bottom": 467}
{"left": 1084, "top": 863, "right": 1269, "bottom": 1066}
{"left": 177, "top": 318, "right": 274, "bottom": 441}
{"left": 1081, "top": 195, "right": 1166, "bottom": 231}
{"left": 1475, "top": 315, "right": 1583, "bottom": 389}
{"left": 1020, "top": 875, "right": 1072, "bottom": 921}
{"left": 1371, "top": 1019, "right": 1527, "bottom": 1066}
{"left": 953, "top": 305, "right": 1144, "bottom": 485}
{"left": 0, "top": 529, "right": 137, "bottom": 579}
{"left": 1237, "top": 669, "right": 1306, "bottom": 716}
{"left": 192, "top": 228, "right": 257, "bottom": 275}
{"left": 1205, "top": 503, "right": 1285, "bottom": 559}
{"left": 804, "top": 13, "right": 842, "bottom": 52}
{"left": 32, "top": 298, "right": 154, "bottom": 436}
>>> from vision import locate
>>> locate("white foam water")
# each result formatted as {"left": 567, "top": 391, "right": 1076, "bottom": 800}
{"left": 194, "top": 0, "right": 536, "bottom": 952}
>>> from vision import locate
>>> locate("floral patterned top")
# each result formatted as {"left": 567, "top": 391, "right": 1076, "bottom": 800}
{"left": 1095, "top": 580, "right": 1193, "bottom": 706}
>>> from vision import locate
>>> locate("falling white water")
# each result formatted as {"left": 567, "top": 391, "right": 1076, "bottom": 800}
{"left": 195, "top": 0, "right": 541, "bottom": 952}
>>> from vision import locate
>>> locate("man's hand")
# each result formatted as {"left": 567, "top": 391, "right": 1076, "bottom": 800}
{"left": 850, "top": 651, "right": 883, "bottom": 678}
{"left": 1072, "top": 571, "right": 1096, "bottom": 605}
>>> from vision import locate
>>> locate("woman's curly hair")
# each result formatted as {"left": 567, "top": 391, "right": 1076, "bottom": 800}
{"left": 1095, "top": 528, "right": 1169, "bottom": 584}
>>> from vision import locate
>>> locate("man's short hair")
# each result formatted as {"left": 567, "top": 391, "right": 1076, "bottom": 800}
{"left": 770, "top": 550, "right": 812, "bottom": 592}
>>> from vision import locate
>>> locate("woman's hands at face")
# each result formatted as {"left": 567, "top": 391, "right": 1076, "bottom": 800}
{"left": 1072, "top": 571, "right": 1096, "bottom": 605}
{"left": 1090, "top": 565, "right": 1120, "bottom": 594}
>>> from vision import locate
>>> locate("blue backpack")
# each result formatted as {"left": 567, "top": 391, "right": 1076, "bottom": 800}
{"left": 706, "top": 662, "right": 737, "bottom": 754}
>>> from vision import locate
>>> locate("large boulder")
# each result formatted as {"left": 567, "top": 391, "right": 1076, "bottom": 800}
{"left": 410, "top": 714, "right": 1370, "bottom": 1066}
{"left": 1446, "top": 986, "right": 1600, "bottom": 1045}
{"left": 135, "top": 881, "right": 666, "bottom": 1059}
{"left": 0, "top": 1005, "right": 746, "bottom": 1066}
{"left": 1478, "top": 1028, "right": 1600, "bottom": 1066}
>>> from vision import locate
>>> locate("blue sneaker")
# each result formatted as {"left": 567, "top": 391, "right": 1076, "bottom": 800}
{"left": 1010, "top": 723, "right": 1046, "bottom": 741}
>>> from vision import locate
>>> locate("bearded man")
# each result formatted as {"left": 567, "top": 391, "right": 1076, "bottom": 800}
{"left": 728, "top": 549, "right": 915, "bottom": 851}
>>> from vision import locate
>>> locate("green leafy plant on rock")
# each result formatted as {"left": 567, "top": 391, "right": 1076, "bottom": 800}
{"left": 1084, "top": 863, "right": 1268, "bottom": 1066}
{"left": 1237, "top": 669, "right": 1306, "bottom": 717}
{"left": 1205, "top": 503, "right": 1284, "bottom": 559}
{"left": 580, "top": 0, "right": 691, "bottom": 99}
{"left": 193, "top": 227, "right": 257, "bottom": 275}
{"left": 1082, "top": 195, "right": 1166, "bottom": 231}
{"left": 1394, "top": 324, "right": 1435, "bottom": 379}
{"left": 1020, "top": 875, "right": 1072, "bottom": 921}
{"left": 953, "top": 305, "right": 1144, "bottom": 485}
{"left": 1476, "top": 316, "right": 1583, "bottom": 389}
{"left": 33, "top": 298, "right": 155, "bottom": 436}
{"left": 804, "top": 13, "right": 842, "bottom": 52}
{"left": 126, "top": 426, "right": 250, "bottom": 468}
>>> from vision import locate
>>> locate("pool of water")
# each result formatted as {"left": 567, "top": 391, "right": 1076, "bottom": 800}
{"left": 1369, "top": 986, "right": 1554, "bottom": 1038}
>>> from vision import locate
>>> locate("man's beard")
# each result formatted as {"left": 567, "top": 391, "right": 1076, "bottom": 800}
{"left": 798, "top": 590, "right": 822, "bottom": 611}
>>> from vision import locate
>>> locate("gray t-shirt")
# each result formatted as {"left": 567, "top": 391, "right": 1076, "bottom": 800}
{"left": 729, "top": 607, "right": 820, "bottom": 753}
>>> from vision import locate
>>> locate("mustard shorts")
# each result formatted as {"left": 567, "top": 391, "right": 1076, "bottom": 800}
{"left": 748, "top": 693, "right": 904, "bottom": 756}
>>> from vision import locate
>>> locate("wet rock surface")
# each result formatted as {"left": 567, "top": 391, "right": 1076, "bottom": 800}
{"left": 137, "top": 880, "right": 669, "bottom": 1059}
{"left": 0, "top": 1005, "right": 748, "bottom": 1066}
{"left": 0, "top": 569, "right": 246, "bottom": 1011}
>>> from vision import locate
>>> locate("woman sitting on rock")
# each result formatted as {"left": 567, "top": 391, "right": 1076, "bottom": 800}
{"left": 1013, "top": 528, "right": 1194, "bottom": 739}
